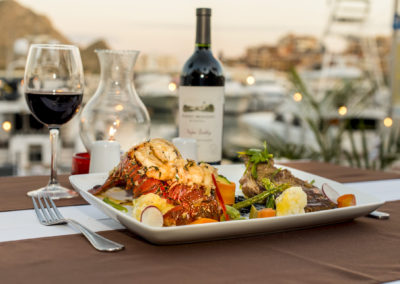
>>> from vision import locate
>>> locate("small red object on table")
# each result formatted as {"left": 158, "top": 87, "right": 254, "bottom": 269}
{"left": 71, "top": 152, "right": 90, "bottom": 175}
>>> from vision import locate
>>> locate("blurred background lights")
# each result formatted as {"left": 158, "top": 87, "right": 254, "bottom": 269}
{"left": 2, "top": 121, "right": 11, "bottom": 132}
{"left": 338, "top": 106, "right": 347, "bottom": 116}
{"left": 293, "top": 92, "right": 302, "bottom": 102}
{"left": 168, "top": 82, "right": 177, "bottom": 92}
{"left": 115, "top": 104, "right": 124, "bottom": 111}
{"left": 246, "top": 75, "right": 255, "bottom": 85}
{"left": 383, "top": 117, "right": 393, "bottom": 128}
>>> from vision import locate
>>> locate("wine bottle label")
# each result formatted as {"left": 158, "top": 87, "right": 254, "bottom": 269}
{"left": 179, "top": 86, "right": 224, "bottom": 163}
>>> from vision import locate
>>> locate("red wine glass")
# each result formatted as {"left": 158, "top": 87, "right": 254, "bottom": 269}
{"left": 24, "top": 44, "right": 84, "bottom": 199}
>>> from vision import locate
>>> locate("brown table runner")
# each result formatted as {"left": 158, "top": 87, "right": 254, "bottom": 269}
{"left": 1, "top": 162, "right": 400, "bottom": 282}
{"left": 0, "top": 175, "right": 87, "bottom": 212}
{"left": 1, "top": 201, "right": 399, "bottom": 283}
{"left": 1, "top": 161, "right": 400, "bottom": 212}
{"left": 283, "top": 161, "right": 400, "bottom": 183}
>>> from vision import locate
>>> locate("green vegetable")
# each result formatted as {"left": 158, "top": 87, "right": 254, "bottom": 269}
{"left": 233, "top": 190, "right": 272, "bottom": 209}
{"left": 103, "top": 197, "right": 128, "bottom": 213}
{"left": 249, "top": 205, "right": 258, "bottom": 219}
{"left": 232, "top": 182, "right": 289, "bottom": 210}
{"left": 221, "top": 205, "right": 244, "bottom": 221}
{"left": 271, "top": 168, "right": 282, "bottom": 180}
{"left": 262, "top": 178, "right": 290, "bottom": 193}
{"left": 262, "top": 178, "right": 274, "bottom": 191}
{"left": 216, "top": 174, "right": 231, "bottom": 184}
{"left": 266, "top": 195, "right": 275, "bottom": 209}
{"left": 238, "top": 141, "right": 273, "bottom": 179}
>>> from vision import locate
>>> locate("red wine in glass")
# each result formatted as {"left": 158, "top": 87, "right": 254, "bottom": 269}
{"left": 26, "top": 91, "right": 83, "bottom": 126}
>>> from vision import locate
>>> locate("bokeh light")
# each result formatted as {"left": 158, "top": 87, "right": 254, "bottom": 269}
{"left": 293, "top": 92, "right": 302, "bottom": 102}
{"left": 2, "top": 121, "right": 11, "bottom": 132}
{"left": 338, "top": 106, "right": 347, "bottom": 116}
{"left": 115, "top": 104, "right": 124, "bottom": 111}
{"left": 246, "top": 75, "right": 255, "bottom": 85}
{"left": 383, "top": 117, "right": 393, "bottom": 128}
{"left": 168, "top": 82, "right": 177, "bottom": 92}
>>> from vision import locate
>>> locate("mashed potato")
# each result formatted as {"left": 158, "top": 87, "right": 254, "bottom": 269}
{"left": 132, "top": 193, "right": 175, "bottom": 221}
{"left": 275, "top": 186, "right": 307, "bottom": 216}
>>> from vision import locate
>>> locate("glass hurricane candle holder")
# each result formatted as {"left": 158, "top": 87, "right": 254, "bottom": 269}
{"left": 79, "top": 50, "right": 150, "bottom": 152}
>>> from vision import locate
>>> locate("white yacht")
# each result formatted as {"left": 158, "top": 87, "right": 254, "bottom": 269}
{"left": 246, "top": 70, "right": 288, "bottom": 111}
{"left": 136, "top": 73, "right": 178, "bottom": 111}
{"left": 224, "top": 79, "right": 252, "bottom": 114}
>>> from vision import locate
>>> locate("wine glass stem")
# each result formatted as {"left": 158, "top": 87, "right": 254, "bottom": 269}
{"left": 48, "top": 127, "right": 60, "bottom": 186}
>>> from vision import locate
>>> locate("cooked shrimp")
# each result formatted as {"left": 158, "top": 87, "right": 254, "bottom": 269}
{"left": 176, "top": 159, "right": 205, "bottom": 186}
{"left": 149, "top": 138, "right": 181, "bottom": 162}
{"left": 133, "top": 139, "right": 179, "bottom": 181}
{"left": 132, "top": 138, "right": 217, "bottom": 189}
{"left": 199, "top": 163, "right": 218, "bottom": 189}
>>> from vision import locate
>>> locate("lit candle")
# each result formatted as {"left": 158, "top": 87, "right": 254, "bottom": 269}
{"left": 89, "top": 137, "right": 121, "bottom": 174}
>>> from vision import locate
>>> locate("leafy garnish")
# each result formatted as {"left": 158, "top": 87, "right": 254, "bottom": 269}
{"left": 238, "top": 141, "right": 274, "bottom": 179}
{"left": 271, "top": 168, "right": 282, "bottom": 180}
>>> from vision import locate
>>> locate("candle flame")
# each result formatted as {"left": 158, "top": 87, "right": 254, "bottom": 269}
{"left": 109, "top": 126, "right": 117, "bottom": 141}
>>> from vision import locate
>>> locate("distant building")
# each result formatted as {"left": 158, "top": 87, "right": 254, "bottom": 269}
{"left": 225, "top": 33, "right": 323, "bottom": 71}
{"left": 223, "top": 33, "right": 389, "bottom": 76}
{"left": 344, "top": 36, "right": 391, "bottom": 79}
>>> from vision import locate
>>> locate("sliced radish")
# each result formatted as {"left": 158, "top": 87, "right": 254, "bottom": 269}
{"left": 140, "top": 206, "right": 164, "bottom": 227}
{"left": 321, "top": 183, "right": 340, "bottom": 204}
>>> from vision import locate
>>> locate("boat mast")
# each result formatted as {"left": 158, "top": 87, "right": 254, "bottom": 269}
{"left": 319, "top": 0, "right": 388, "bottom": 114}
{"left": 391, "top": 0, "right": 400, "bottom": 117}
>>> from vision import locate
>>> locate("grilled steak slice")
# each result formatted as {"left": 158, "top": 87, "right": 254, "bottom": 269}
{"left": 239, "top": 158, "right": 336, "bottom": 212}
{"left": 302, "top": 187, "right": 337, "bottom": 212}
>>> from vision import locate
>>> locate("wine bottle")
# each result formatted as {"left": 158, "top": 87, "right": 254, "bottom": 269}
{"left": 179, "top": 7, "right": 225, "bottom": 164}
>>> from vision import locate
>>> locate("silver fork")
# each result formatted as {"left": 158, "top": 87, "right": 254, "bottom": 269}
{"left": 32, "top": 193, "right": 124, "bottom": 252}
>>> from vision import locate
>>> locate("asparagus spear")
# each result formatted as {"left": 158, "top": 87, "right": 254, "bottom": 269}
{"left": 233, "top": 182, "right": 289, "bottom": 210}
{"left": 233, "top": 190, "right": 274, "bottom": 209}
{"left": 266, "top": 195, "right": 275, "bottom": 209}
{"left": 103, "top": 197, "right": 128, "bottom": 213}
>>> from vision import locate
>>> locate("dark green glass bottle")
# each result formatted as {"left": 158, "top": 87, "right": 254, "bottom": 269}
{"left": 179, "top": 8, "right": 225, "bottom": 164}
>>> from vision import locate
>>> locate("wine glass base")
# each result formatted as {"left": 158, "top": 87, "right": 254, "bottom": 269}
{"left": 27, "top": 184, "right": 79, "bottom": 200}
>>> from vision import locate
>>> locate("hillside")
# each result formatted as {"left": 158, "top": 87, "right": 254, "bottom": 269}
{"left": 0, "top": 0, "right": 111, "bottom": 73}
{"left": 81, "top": 39, "right": 110, "bottom": 73}
{"left": 0, "top": 0, "right": 70, "bottom": 69}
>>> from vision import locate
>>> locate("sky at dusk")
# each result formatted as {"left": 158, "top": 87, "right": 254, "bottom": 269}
{"left": 18, "top": 0, "right": 394, "bottom": 64}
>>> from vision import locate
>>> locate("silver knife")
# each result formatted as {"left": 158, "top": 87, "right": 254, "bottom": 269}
{"left": 367, "top": 210, "right": 390, "bottom": 219}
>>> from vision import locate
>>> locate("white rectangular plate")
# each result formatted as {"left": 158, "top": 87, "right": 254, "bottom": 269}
{"left": 69, "top": 164, "right": 384, "bottom": 245}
